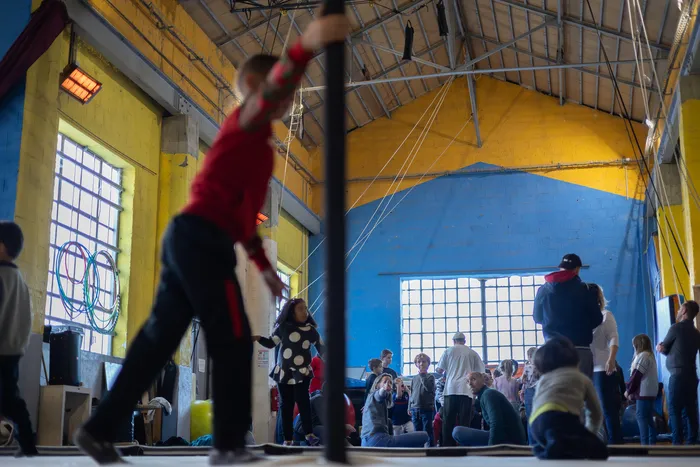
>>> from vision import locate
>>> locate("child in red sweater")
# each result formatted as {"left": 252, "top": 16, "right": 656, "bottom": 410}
{"left": 74, "top": 13, "right": 349, "bottom": 465}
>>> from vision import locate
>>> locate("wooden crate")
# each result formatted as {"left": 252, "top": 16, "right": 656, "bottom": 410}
{"left": 38, "top": 385, "right": 92, "bottom": 446}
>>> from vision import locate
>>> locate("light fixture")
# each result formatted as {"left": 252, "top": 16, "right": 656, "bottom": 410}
{"left": 60, "top": 29, "right": 102, "bottom": 104}
{"left": 436, "top": 0, "right": 449, "bottom": 36}
{"left": 645, "top": 118, "right": 654, "bottom": 129}
{"left": 403, "top": 21, "right": 414, "bottom": 61}
{"left": 256, "top": 213, "right": 269, "bottom": 226}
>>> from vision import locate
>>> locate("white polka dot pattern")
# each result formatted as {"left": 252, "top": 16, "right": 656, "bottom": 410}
{"left": 283, "top": 348, "right": 293, "bottom": 359}
{"left": 289, "top": 332, "right": 301, "bottom": 342}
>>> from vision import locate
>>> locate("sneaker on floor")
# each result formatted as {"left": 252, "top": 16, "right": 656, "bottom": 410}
{"left": 14, "top": 446, "right": 39, "bottom": 458}
{"left": 209, "top": 449, "right": 263, "bottom": 465}
{"left": 305, "top": 434, "right": 320, "bottom": 446}
{"left": 73, "top": 427, "right": 126, "bottom": 465}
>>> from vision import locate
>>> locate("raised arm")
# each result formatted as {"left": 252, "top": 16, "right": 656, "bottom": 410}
{"left": 238, "top": 15, "right": 349, "bottom": 132}
{"left": 238, "top": 39, "right": 312, "bottom": 132}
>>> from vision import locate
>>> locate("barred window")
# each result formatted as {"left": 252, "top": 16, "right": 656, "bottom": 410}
{"left": 401, "top": 275, "right": 546, "bottom": 376}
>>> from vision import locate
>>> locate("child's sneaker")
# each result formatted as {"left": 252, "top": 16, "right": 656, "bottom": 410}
{"left": 73, "top": 427, "right": 126, "bottom": 464}
{"left": 305, "top": 433, "right": 320, "bottom": 446}
{"left": 209, "top": 448, "right": 263, "bottom": 465}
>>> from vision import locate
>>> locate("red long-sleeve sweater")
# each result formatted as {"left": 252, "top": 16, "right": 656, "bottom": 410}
{"left": 183, "top": 40, "right": 312, "bottom": 271}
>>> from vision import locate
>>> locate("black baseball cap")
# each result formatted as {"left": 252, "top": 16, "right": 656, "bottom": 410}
{"left": 558, "top": 253, "right": 582, "bottom": 270}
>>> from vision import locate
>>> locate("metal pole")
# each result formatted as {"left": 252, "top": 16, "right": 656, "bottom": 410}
{"left": 302, "top": 59, "right": 656, "bottom": 91}
{"left": 322, "top": 0, "right": 348, "bottom": 463}
{"left": 557, "top": 0, "right": 564, "bottom": 105}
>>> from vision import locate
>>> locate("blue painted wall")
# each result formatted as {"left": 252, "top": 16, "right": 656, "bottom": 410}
{"left": 309, "top": 163, "right": 651, "bottom": 374}
{"left": 0, "top": 0, "right": 32, "bottom": 220}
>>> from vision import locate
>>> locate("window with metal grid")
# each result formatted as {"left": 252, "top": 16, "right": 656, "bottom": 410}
{"left": 401, "top": 275, "right": 546, "bottom": 376}
{"left": 45, "top": 133, "right": 123, "bottom": 355}
{"left": 276, "top": 269, "right": 292, "bottom": 317}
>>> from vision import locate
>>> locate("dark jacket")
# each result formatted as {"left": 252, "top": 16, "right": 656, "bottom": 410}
{"left": 477, "top": 387, "right": 526, "bottom": 445}
{"left": 660, "top": 319, "right": 700, "bottom": 375}
{"left": 533, "top": 270, "right": 602, "bottom": 346}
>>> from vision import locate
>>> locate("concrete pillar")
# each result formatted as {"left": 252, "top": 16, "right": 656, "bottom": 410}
{"left": 679, "top": 75, "right": 700, "bottom": 296}
{"left": 161, "top": 115, "right": 199, "bottom": 158}
{"left": 238, "top": 240, "right": 277, "bottom": 444}
{"left": 655, "top": 162, "right": 690, "bottom": 297}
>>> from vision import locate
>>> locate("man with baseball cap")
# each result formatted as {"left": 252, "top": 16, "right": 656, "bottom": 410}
{"left": 436, "top": 332, "right": 485, "bottom": 446}
{"left": 533, "top": 254, "right": 603, "bottom": 378}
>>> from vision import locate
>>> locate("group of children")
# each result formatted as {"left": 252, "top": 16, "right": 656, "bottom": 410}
{"left": 358, "top": 305, "right": 698, "bottom": 458}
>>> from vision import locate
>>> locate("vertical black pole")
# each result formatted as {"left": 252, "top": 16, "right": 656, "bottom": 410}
{"left": 322, "top": 0, "right": 347, "bottom": 463}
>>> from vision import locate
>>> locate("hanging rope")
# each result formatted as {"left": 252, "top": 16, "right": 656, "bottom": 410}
{"left": 291, "top": 77, "right": 456, "bottom": 281}
{"left": 308, "top": 78, "right": 455, "bottom": 313}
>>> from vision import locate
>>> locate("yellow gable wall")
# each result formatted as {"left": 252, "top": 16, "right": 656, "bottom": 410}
{"left": 311, "top": 77, "right": 647, "bottom": 213}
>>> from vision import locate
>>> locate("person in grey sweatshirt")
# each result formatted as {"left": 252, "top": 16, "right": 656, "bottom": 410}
{"left": 361, "top": 373, "right": 429, "bottom": 448}
{"left": 529, "top": 336, "right": 607, "bottom": 460}
{"left": 0, "top": 221, "right": 36, "bottom": 456}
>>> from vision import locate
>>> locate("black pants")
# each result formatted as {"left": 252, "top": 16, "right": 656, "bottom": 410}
{"left": 531, "top": 411, "right": 608, "bottom": 460}
{"left": 84, "top": 215, "right": 253, "bottom": 451}
{"left": 442, "top": 395, "right": 472, "bottom": 447}
{"left": 0, "top": 355, "right": 35, "bottom": 451}
{"left": 593, "top": 371, "right": 623, "bottom": 444}
{"left": 279, "top": 378, "right": 312, "bottom": 442}
{"left": 668, "top": 372, "right": 699, "bottom": 445}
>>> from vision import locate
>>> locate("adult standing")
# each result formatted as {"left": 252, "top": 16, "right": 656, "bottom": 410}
{"left": 437, "top": 332, "right": 485, "bottom": 447}
{"left": 588, "top": 284, "right": 622, "bottom": 444}
{"left": 657, "top": 300, "right": 700, "bottom": 445}
{"left": 533, "top": 253, "right": 603, "bottom": 378}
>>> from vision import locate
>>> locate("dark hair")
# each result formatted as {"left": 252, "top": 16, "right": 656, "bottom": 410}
{"left": 534, "top": 336, "right": 579, "bottom": 374}
{"left": 236, "top": 54, "right": 279, "bottom": 92}
{"left": 0, "top": 221, "right": 23, "bottom": 259}
{"left": 368, "top": 358, "right": 383, "bottom": 371}
{"left": 381, "top": 349, "right": 393, "bottom": 359}
{"left": 274, "top": 298, "right": 317, "bottom": 328}
{"left": 683, "top": 300, "right": 700, "bottom": 320}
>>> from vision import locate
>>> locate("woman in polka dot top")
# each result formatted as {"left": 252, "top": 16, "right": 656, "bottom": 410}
{"left": 254, "top": 298, "right": 324, "bottom": 446}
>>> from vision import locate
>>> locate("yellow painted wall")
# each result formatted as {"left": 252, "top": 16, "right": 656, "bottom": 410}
{"left": 89, "top": 0, "right": 314, "bottom": 208}
{"left": 311, "top": 77, "right": 646, "bottom": 213}
{"left": 657, "top": 205, "right": 690, "bottom": 297}
{"left": 679, "top": 83, "right": 700, "bottom": 296}
{"left": 17, "top": 31, "right": 162, "bottom": 358}
{"left": 15, "top": 12, "right": 311, "bottom": 361}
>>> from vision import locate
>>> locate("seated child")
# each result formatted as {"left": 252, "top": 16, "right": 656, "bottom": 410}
{"left": 410, "top": 353, "right": 436, "bottom": 446}
{"left": 529, "top": 337, "right": 608, "bottom": 459}
{"left": 361, "top": 374, "right": 428, "bottom": 448}
{"left": 392, "top": 378, "right": 414, "bottom": 434}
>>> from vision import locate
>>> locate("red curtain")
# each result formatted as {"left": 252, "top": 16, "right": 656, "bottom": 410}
{"left": 0, "top": 0, "right": 69, "bottom": 103}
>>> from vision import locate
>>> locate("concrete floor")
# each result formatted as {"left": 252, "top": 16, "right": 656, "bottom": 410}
{"left": 3, "top": 454, "right": 700, "bottom": 466}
